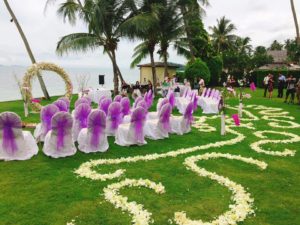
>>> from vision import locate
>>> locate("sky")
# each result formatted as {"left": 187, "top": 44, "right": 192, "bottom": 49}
{"left": 0, "top": 0, "right": 299, "bottom": 69}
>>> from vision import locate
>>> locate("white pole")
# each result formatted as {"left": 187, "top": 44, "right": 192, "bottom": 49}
{"left": 221, "top": 112, "right": 226, "bottom": 135}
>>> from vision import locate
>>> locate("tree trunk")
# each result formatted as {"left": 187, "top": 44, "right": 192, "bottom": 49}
{"left": 180, "top": 5, "right": 196, "bottom": 61}
{"left": 4, "top": 0, "right": 50, "bottom": 100}
{"left": 149, "top": 50, "right": 157, "bottom": 95}
{"left": 111, "top": 50, "right": 119, "bottom": 95}
{"left": 290, "top": 0, "right": 300, "bottom": 45}
{"left": 163, "top": 51, "right": 169, "bottom": 77}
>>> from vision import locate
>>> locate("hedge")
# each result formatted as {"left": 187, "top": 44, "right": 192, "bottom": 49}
{"left": 252, "top": 69, "right": 300, "bottom": 88}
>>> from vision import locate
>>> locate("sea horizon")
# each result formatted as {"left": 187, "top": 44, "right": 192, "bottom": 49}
{"left": 0, "top": 65, "right": 140, "bottom": 102}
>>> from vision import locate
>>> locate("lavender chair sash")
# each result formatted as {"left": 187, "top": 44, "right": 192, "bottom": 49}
{"left": 158, "top": 98, "right": 169, "bottom": 111}
{"left": 0, "top": 112, "right": 22, "bottom": 154}
{"left": 99, "top": 98, "right": 112, "bottom": 115}
{"left": 88, "top": 110, "right": 106, "bottom": 148}
{"left": 192, "top": 93, "right": 198, "bottom": 110}
{"left": 51, "top": 112, "right": 73, "bottom": 151}
{"left": 120, "top": 97, "right": 131, "bottom": 116}
{"left": 168, "top": 91, "right": 175, "bottom": 108}
{"left": 75, "top": 98, "right": 90, "bottom": 108}
{"left": 114, "top": 95, "right": 122, "bottom": 102}
{"left": 75, "top": 103, "right": 91, "bottom": 129}
{"left": 41, "top": 104, "right": 59, "bottom": 136}
{"left": 131, "top": 107, "right": 146, "bottom": 142}
{"left": 134, "top": 96, "right": 143, "bottom": 108}
{"left": 108, "top": 102, "right": 122, "bottom": 130}
{"left": 145, "top": 90, "right": 153, "bottom": 108}
{"left": 54, "top": 100, "right": 68, "bottom": 112}
{"left": 137, "top": 100, "right": 148, "bottom": 112}
{"left": 58, "top": 97, "right": 70, "bottom": 110}
{"left": 159, "top": 103, "right": 172, "bottom": 132}
{"left": 205, "top": 88, "right": 211, "bottom": 98}
{"left": 184, "top": 102, "right": 194, "bottom": 125}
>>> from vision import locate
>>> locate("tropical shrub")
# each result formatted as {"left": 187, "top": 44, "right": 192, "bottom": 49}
{"left": 185, "top": 58, "right": 211, "bottom": 86}
{"left": 206, "top": 55, "right": 223, "bottom": 86}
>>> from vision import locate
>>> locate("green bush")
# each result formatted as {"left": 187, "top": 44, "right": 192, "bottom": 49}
{"left": 185, "top": 58, "right": 211, "bottom": 87}
{"left": 252, "top": 69, "right": 300, "bottom": 88}
{"left": 206, "top": 55, "right": 223, "bottom": 86}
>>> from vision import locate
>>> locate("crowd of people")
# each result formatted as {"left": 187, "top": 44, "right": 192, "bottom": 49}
{"left": 263, "top": 73, "right": 300, "bottom": 104}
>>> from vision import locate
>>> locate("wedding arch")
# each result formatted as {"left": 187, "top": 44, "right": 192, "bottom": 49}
{"left": 22, "top": 62, "right": 73, "bottom": 111}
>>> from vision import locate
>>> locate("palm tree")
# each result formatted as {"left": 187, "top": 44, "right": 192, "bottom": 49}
{"left": 157, "top": 2, "right": 184, "bottom": 76}
{"left": 121, "top": 0, "right": 162, "bottom": 94}
{"left": 176, "top": 0, "right": 209, "bottom": 61}
{"left": 290, "top": 0, "right": 300, "bottom": 45}
{"left": 210, "top": 16, "right": 237, "bottom": 53}
{"left": 47, "top": 0, "right": 131, "bottom": 94}
{"left": 235, "top": 37, "right": 252, "bottom": 55}
{"left": 4, "top": 0, "right": 50, "bottom": 100}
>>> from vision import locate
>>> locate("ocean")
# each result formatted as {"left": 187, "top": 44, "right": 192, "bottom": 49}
{"left": 0, "top": 65, "right": 140, "bottom": 102}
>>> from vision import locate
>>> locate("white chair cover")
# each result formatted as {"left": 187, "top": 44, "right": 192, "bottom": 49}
{"left": 170, "top": 102, "right": 193, "bottom": 135}
{"left": 115, "top": 107, "right": 147, "bottom": 146}
{"left": 78, "top": 110, "right": 109, "bottom": 153}
{"left": 43, "top": 112, "right": 76, "bottom": 158}
{"left": 144, "top": 104, "right": 171, "bottom": 140}
{"left": 0, "top": 112, "right": 38, "bottom": 161}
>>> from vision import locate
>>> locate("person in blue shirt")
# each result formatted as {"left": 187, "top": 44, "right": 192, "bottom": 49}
{"left": 277, "top": 74, "right": 286, "bottom": 98}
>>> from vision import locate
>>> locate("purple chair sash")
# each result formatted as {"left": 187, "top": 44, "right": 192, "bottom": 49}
{"left": 120, "top": 97, "right": 131, "bottom": 116}
{"left": 168, "top": 91, "right": 175, "bottom": 108}
{"left": 159, "top": 98, "right": 169, "bottom": 111}
{"left": 134, "top": 96, "right": 143, "bottom": 108}
{"left": 75, "top": 103, "right": 91, "bottom": 129}
{"left": 184, "top": 102, "right": 194, "bottom": 125}
{"left": 114, "top": 95, "right": 122, "bottom": 102}
{"left": 75, "top": 98, "right": 90, "bottom": 108}
{"left": 51, "top": 112, "right": 73, "bottom": 151}
{"left": 159, "top": 103, "right": 172, "bottom": 131}
{"left": 99, "top": 98, "right": 112, "bottom": 116}
{"left": 0, "top": 112, "right": 22, "bottom": 154}
{"left": 41, "top": 104, "right": 59, "bottom": 136}
{"left": 58, "top": 97, "right": 70, "bottom": 110}
{"left": 131, "top": 107, "right": 146, "bottom": 142}
{"left": 108, "top": 102, "right": 122, "bottom": 130}
{"left": 88, "top": 110, "right": 106, "bottom": 148}
{"left": 137, "top": 100, "right": 148, "bottom": 112}
{"left": 54, "top": 100, "right": 68, "bottom": 112}
{"left": 145, "top": 90, "right": 153, "bottom": 108}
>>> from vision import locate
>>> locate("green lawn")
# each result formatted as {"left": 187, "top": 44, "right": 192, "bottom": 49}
{"left": 0, "top": 89, "right": 299, "bottom": 225}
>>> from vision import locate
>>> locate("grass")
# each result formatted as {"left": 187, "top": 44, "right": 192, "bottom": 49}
{"left": 0, "top": 89, "right": 299, "bottom": 225}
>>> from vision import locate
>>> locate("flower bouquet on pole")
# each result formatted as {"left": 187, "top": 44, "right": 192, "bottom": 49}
{"left": 219, "top": 84, "right": 228, "bottom": 136}
{"left": 14, "top": 74, "right": 30, "bottom": 117}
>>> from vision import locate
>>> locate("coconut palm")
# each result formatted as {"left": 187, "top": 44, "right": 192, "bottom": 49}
{"left": 176, "top": 0, "right": 209, "bottom": 60}
{"left": 210, "top": 16, "right": 237, "bottom": 53}
{"left": 120, "top": 0, "right": 162, "bottom": 94}
{"left": 4, "top": 0, "right": 50, "bottom": 100}
{"left": 235, "top": 37, "right": 252, "bottom": 55}
{"left": 157, "top": 2, "right": 184, "bottom": 76}
{"left": 290, "top": 0, "right": 300, "bottom": 45}
{"left": 47, "top": 0, "right": 132, "bottom": 94}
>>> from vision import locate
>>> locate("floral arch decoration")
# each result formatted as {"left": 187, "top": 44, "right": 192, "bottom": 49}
{"left": 22, "top": 62, "right": 73, "bottom": 111}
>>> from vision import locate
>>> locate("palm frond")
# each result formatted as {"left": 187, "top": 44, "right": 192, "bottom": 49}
{"left": 56, "top": 33, "right": 102, "bottom": 56}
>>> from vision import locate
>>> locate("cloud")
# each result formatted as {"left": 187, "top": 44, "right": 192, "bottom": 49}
{"left": 0, "top": 0, "right": 299, "bottom": 68}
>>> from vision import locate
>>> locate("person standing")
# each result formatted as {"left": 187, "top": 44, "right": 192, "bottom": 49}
{"left": 277, "top": 73, "right": 286, "bottom": 98}
{"left": 296, "top": 78, "right": 300, "bottom": 105}
{"left": 284, "top": 75, "right": 297, "bottom": 104}
{"left": 267, "top": 74, "right": 274, "bottom": 99}
{"left": 198, "top": 77, "right": 205, "bottom": 95}
{"left": 263, "top": 74, "right": 270, "bottom": 97}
